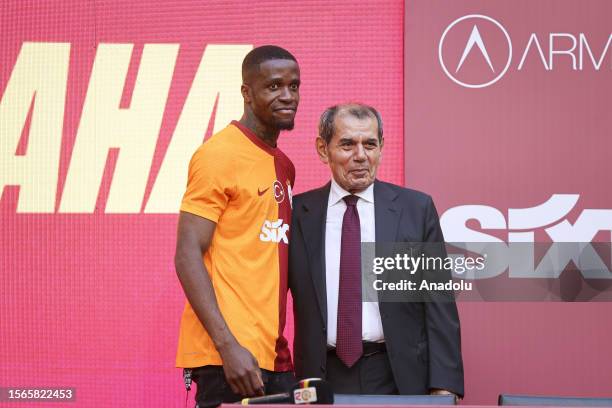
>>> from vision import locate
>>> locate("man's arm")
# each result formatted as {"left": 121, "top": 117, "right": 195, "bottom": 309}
{"left": 175, "top": 211, "right": 264, "bottom": 397}
{"left": 422, "top": 196, "right": 465, "bottom": 398}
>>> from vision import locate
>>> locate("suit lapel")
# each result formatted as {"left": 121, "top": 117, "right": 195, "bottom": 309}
{"left": 374, "top": 180, "right": 401, "bottom": 243}
{"left": 297, "top": 182, "right": 330, "bottom": 324}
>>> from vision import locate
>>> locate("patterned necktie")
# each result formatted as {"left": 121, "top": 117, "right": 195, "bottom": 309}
{"left": 335, "top": 194, "right": 363, "bottom": 367}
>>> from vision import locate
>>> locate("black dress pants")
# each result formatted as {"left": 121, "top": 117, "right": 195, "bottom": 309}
{"left": 326, "top": 343, "right": 398, "bottom": 394}
{"left": 192, "top": 365, "right": 295, "bottom": 408}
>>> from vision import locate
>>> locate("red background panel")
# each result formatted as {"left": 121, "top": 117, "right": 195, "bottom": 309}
{"left": 405, "top": 0, "right": 612, "bottom": 405}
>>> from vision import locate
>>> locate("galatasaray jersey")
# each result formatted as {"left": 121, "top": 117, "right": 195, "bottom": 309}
{"left": 176, "top": 121, "right": 294, "bottom": 371}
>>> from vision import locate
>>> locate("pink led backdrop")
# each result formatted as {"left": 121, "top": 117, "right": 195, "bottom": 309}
{"left": 3, "top": 0, "right": 611, "bottom": 406}
{"left": 0, "top": 1, "right": 403, "bottom": 407}
{"left": 405, "top": 0, "right": 612, "bottom": 405}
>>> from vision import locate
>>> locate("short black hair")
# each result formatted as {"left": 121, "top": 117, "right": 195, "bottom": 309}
{"left": 319, "top": 103, "right": 384, "bottom": 144}
{"left": 242, "top": 45, "right": 297, "bottom": 82}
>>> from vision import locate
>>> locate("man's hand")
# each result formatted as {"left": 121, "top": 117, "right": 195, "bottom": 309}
{"left": 430, "top": 388, "right": 458, "bottom": 398}
{"left": 219, "top": 341, "right": 264, "bottom": 397}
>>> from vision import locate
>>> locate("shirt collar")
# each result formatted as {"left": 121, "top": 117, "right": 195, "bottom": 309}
{"left": 328, "top": 177, "right": 374, "bottom": 207}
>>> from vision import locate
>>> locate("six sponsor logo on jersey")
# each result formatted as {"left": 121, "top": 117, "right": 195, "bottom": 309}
{"left": 259, "top": 179, "right": 292, "bottom": 244}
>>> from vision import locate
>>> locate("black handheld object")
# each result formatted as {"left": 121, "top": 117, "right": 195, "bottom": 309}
{"left": 238, "top": 392, "right": 291, "bottom": 405}
{"left": 239, "top": 378, "right": 334, "bottom": 405}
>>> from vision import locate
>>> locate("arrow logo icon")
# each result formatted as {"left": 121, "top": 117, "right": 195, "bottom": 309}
{"left": 456, "top": 25, "right": 495, "bottom": 73}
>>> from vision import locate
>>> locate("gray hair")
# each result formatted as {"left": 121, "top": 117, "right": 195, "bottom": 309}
{"left": 318, "top": 103, "right": 383, "bottom": 144}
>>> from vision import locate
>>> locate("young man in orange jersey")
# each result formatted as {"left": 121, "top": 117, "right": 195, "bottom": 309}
{"left": 175, "top": 45, "right": 300, "bottom": 408}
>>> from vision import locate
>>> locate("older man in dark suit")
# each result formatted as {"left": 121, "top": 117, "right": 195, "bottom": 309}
{"left": 288, "top": 103, "right": 464, "bottom": 397}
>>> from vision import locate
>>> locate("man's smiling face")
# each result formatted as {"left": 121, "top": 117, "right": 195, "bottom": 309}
{"left": 244, "top": 58, "right": 300, "bottom": 131}
{"left": 317, "top": 110, "right": 383, "bottom": 193}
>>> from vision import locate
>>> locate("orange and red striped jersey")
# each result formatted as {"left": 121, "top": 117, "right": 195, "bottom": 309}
{"left": 176, "top": 121, "right": 294, "bottom": 372}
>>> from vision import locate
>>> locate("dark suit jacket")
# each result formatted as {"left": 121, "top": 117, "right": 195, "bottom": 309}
{"left": 288, "top": 180, "right": 464, "bottom": 397}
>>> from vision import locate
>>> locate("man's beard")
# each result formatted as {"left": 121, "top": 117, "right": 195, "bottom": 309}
{"left": 274, "top": 118, "right": 295, "bottom": 131}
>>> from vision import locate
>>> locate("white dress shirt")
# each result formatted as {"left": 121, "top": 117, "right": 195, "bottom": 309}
{"left": 325, "top": 178, "right": 384, "bottom": 346}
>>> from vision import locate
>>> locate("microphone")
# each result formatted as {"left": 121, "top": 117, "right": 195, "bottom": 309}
{"left": 240, "top": 393, "right": 291, "bottom": 405}
{"left": 292, "top": 379, "right": 333, "bottom": 405}
{"left": 239, "top": 378, "right": 334, "bottom": 405}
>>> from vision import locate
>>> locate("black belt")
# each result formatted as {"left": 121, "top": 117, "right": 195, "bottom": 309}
{"left": 327, "top": 341, "right": 386, "bottom": 357}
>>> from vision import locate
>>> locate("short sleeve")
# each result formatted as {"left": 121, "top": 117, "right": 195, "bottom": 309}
{"left": 180, "top": 144, "right": 235, "bottom": 223}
